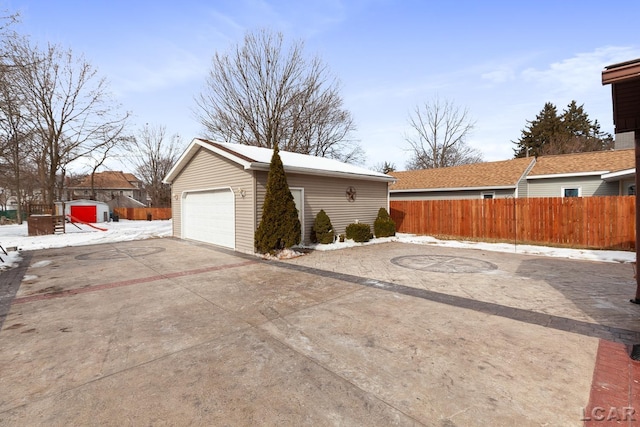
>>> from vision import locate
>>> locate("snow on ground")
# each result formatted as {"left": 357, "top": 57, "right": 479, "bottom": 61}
{"left": 302, "top": 235, "right": 636, "bottom": 264}
{"left": 0, "top": 220, "right": 172, "bottom": 271}
{"left": 0, "top": 219, "right": 635, "bottom": 271}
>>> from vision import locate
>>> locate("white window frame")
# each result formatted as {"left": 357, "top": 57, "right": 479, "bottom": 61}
{"left": 481, "top": 192, "right": 495, "bottom": 199}
{"left": 561, "top": 187, "right": 582, "bottom": 198}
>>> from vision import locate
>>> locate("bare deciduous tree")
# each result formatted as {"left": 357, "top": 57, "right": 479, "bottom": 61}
{"left": 125, "top": 124, "right": 182, "bottom": 207}
{"left": 372, "top": 161, "right": 396, "bottom": 174}
{"left": 405, "top": 97, "right": 482, "bottom": 170}
{"left": 195, "top": 29, "right": 363, "bottom": 164}
{"left": 0, "top": 13, "right": 31, "bottom": 221}
{"left": 85, "top": 134, "right": 125, "bottom": 200}
{"left": 0, "top": 68, "right": 33, "bottom": 222}
{"left": 5, "top": 37, "right": 129, "bottom": 205}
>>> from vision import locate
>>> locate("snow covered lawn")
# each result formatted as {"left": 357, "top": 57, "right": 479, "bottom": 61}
{"left": 0, "top": 219, "right": 172, "bottom": 270}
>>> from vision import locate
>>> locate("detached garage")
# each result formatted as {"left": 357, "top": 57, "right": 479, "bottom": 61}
{"left": 164, "top": 138, "right": 395, "bottom": 253}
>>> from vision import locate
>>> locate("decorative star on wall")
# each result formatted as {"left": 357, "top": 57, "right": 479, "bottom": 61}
{"left": 346, "top": 186, "right": 356, "bottom": 202}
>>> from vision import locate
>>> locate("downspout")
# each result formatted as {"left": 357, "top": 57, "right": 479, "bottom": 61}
{"left": 634, "top": 129, "right": 640, "bottom": 303}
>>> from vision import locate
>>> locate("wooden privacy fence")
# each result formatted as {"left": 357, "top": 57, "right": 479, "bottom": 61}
{"left": 390, "top": 196, "right": 636, "bottom": 251}
{"left": 113, "top": 207, "right": 172, "bottom": 221}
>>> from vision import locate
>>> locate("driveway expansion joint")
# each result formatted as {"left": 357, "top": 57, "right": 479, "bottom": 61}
{"left": 275, "top": 259, "right": 640, "bottom": 345}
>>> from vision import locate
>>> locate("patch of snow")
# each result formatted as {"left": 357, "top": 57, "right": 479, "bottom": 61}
{"left": 260, "top": 248, "right": 306, "bottom": 260}
{"left": 197, "top": 139, "right": 391, "bottom": 179}
{"left": 31, "top": 260, "right": 52, "bottom": 268}
{"left": 0, "top": 220, "right": 172, "bottom": 270}
{"left": 0, "top": 250, "right": 22, "bottom": 271}
{"left": 22, "top": 275, "right": 38, "bottom": 281}
{"left": 301, "top": 233, "right": 636, "bottom": 264}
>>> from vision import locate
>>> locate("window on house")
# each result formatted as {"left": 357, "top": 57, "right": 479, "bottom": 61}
{"left": 628, "top": 185, "right": 636, "bottom": 196}
{"left": 563, "top": 188, "right": 580, "bottom": 197}
{"left": 481, "top": 192, "right": 494, "bottom": 199}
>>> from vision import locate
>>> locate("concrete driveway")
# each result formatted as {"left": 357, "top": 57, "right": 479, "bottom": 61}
{"left": 0, "top": 238, "right": 638, "bottom": 426}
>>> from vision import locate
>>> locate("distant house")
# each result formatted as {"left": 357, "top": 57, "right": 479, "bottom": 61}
{"left": 390, "top": 149, "right": 635, "bottom": 200}
{"left": 525, "top": 149, "right": 635, "bottom": 197}
{"left": 389, "top": 157, "right": 535, "bottom": 200}
{"left": 67, "top": 171, "right": 147, "bottom": 205}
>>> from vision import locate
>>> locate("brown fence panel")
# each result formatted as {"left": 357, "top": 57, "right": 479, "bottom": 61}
{"left": 389, "top": 196, "right": 636, "bottom": 250}
{"left": 113, "top": 207, "right": 172, "bottom": 221}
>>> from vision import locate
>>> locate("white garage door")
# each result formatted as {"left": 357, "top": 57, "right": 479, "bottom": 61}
{"left": 183, "top": 189, "right": 235, "bottom": 249}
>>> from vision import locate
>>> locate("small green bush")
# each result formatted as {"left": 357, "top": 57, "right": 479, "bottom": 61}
{"left": 374, "top": 207, "right": 396, "bottom": 237}
{"left": 345, "top": 222, "right": 371, "bottom": 243}
{"left": 311, "top": 209, "right": 335, "bottom": 244}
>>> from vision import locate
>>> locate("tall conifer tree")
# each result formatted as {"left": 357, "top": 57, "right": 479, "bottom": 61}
{"left": 255, "top": 144, "right": 301, "bottom": 254}
{"left": 513, "top": 101, "right": 613, "bottom": 157}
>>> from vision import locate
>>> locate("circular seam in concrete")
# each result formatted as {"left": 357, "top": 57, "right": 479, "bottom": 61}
{"left": 390, "top": 254, "right": 498, "bottom": 273}
{"left": 75, "top": 246, "right": 166, "bottom": 261}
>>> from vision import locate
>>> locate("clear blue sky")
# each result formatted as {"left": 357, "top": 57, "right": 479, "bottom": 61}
{"left": 5, "top": 0, "right": 640, "bottom": 171}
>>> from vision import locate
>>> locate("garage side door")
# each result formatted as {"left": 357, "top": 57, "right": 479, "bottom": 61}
{"left": 70, "top": 205, "right": 97, "bottom": 223}
{"left": 183, "top": 189, "right": 235, "bottom": 249}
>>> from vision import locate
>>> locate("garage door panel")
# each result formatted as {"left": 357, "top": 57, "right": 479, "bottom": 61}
{"left": 70, "top": 205, "right": 97, "bottom": 223}
{"left": 183, "top": 190, "right": 235, "bottom": 249}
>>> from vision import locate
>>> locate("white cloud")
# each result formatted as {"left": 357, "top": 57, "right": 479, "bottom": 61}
{"left": 521, "top": 46, "right": 640, "bottom": 95}
{"left": 110, "top": 47, "right": 208, "bottom": 96}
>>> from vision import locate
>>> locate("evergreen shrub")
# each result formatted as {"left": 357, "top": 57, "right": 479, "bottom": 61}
{"left": 374, "top": 207, "right": 396, "bottom": 237}
{"left": 345, "top": 222, "right": 371, "bottom": 243}
{"left": 311, "top": 209, "right": 335, "bottom": 244}
{"left": 255, "top": 145, "right": 301, "bottom": 254}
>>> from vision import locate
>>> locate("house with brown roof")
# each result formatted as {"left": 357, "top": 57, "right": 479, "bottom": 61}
{"left": 525, "top": 149, "right": 635, "bottom": 197}
{"left": 390, "top": 149, "right": 635, "bottom": 200}
{"left": 66, "top": 171, "right": 147, "bottom": 205}
{"left": 390, "top": 157, "right": 535, "bottom": 200}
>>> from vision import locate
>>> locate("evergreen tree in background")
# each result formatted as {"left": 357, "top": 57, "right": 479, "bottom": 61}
{"left": 255, "top": 144, "right": 301, "bottom": 254}
{"left": 513, "top": 102, "right": 561, "bottom": 157}
{"left": 513, "top": 101, "right": 613, "bottom": 158}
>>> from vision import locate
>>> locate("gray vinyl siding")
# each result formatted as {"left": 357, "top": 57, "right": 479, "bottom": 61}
{"left": 516, "top": 178, "right": 528, "bottom": 198}
{"left": 170, "top": 147, "right": 255, "bottom": 253}
{"left": 526, "top": 176, "right": 619, "bottom": 198}
{"left": 621, "top": 178, "right": 635, "bottom": 195}
{"left": 255, "top": 171, "right": 390, "bottom": 244}
{"left": 390, "top": 188, "right": 515, "bottom": 201}
{"left": 516, "top": 158, "right": 536, "bottom": 198}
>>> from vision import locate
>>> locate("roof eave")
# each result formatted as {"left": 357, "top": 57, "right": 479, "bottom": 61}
{"left": 602, "top": 58, "right": 640, "bottom": 85}
{"left": 390, "top": 184, "right": 516, "bottom": 193}
{"left": 527, "top": 171, "right": 608, "bottom": 180}
{"left": 601, "top": 168, "right": 636, "bottom": 181}
{"left": 247, "top": 162, "right": 396, "bottom": 182}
